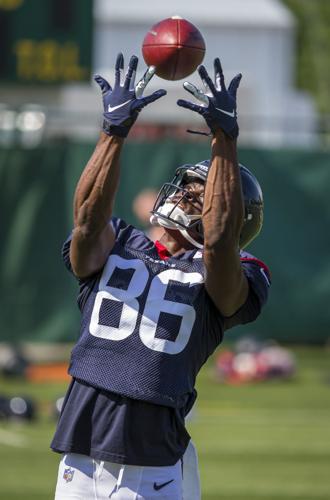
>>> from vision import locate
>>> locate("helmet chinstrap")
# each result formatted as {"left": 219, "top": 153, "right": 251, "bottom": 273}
{"left": 151, "top": 182, "right": 203, "bottom": 231}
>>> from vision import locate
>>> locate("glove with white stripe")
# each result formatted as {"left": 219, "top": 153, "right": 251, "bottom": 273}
{"left": 177, "top": 58, "right": 242, "bottom": 139}
{"left": 94, "top": 53, "right": 166, "bottom": 138}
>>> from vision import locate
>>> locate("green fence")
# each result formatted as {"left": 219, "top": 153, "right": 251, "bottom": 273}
{"left": 1, "top": 140, "right": 329, "bottom": 344}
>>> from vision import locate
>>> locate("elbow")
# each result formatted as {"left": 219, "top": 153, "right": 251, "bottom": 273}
{"left": 69, "top": 233, "right": 104, "bottom": 279}
{"left": 203, "top": 217, "right": 243, "bottom": 251}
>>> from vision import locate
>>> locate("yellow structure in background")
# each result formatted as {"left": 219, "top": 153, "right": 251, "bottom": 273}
{"left": 14, "top": 40, "right": 88, "bottom": 82}
{"left": 0, "top": 0, "right": 23, "bottom": 10}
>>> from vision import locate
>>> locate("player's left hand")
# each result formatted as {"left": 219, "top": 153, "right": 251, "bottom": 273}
{"left": 94, "top": 53, "right": 167, "bottom": 138}
{"left": 177, "top": 58, "right": 242, "bottom": 139}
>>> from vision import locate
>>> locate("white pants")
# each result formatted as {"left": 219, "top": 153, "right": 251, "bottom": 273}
{"left": 54, "top": 442, "right": 200, "bottom": 500}
{"left": 182, "top": 441, "right": 201, "bottom": 500}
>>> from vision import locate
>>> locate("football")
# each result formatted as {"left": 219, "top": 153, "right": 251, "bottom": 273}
{"left": 142, "top": 16, "right": 205, "bottom": 81}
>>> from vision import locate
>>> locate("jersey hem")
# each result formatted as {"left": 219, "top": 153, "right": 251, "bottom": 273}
{"left": 50, "top": 440, "right": 189, "bottom": 467}
{"left": 69, "top": 355, "right": 192, "bottom": 409}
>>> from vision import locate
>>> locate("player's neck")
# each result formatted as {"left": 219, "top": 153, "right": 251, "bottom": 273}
{"left": 159, "top": 229, "right": 196, "bottom": 256}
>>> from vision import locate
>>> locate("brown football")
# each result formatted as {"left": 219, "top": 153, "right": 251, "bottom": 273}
{"left": 142, "top": 16, "right": 206, "bottom": 81}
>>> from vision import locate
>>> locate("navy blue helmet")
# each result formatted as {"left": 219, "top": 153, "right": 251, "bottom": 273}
{"left": 150, "top": 160, "right": 263, "bottom": 249}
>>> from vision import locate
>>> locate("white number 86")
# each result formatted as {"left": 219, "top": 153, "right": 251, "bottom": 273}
{"left": 90, "top": 254, "right": 203, "bottom": 355}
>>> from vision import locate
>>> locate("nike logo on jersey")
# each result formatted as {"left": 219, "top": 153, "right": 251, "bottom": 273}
{"left": 107, "top": 99, "right": 132, "bottom": 113}
{"left": 215, "top": 107, "right": 236, "bottom": 118}
{"left": 153, "top": 479, "right": 174, "bottom": 491}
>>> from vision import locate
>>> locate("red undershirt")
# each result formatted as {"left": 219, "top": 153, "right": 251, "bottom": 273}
{"left": 154, "top": 240, "right": 171, "bottom": 260}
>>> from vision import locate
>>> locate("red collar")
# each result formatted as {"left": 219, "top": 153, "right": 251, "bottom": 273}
{"left": 154, "top": 240, "right": 171, "bottom": 260}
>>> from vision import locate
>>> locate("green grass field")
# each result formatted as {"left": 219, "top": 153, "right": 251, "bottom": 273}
{"left": 0, "top": 346, "right": 329, "bottom": 500}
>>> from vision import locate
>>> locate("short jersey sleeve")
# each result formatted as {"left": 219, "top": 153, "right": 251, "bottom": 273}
{"left": 61, "top": 217, "right": 132, "bottom": 278}
{"left": 224, "top": 251, "right": 271, "bottom": 330}
{"left": 62, "top": 233, "right": 73, "bottom": 273}
{"left": 61, "top": 218, "right": 154, "bottom": 312}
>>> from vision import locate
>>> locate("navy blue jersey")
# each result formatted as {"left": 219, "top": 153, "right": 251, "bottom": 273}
{"left": 66, "top": 218, "right": 270, "bottom": 408}
{"left": 51, "top": 379, "right": 191, "bottom": 466}
{"left": 52, "top": 218, "right": 270, "bottom": 465}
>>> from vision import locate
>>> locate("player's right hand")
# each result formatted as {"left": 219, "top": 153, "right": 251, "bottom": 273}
{"left": 94, "top": 53, "right": 167, "bottom": 138}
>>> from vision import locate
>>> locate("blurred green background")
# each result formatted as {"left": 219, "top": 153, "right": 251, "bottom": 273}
{"left": 0, "top": 347, "right": 329, "bottom": 500}
{"left": 1, "top": 141, "right": 330, "bottom": 344}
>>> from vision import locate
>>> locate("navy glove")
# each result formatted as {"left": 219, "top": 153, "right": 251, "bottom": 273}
{"left": 94, "top": 53, "right": 166, "bottom": 138}
{"left": 177, "top": 58, "right": 242, "bottom": 139}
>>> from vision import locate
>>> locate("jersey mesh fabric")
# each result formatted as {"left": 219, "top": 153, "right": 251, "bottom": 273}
{"left": 67, "top": 220, "right": 269, "bottom": 408}
{"left": 52, "top": 217, "right": 270, "bottom": 465}
{"left": 67, "top": 224, "right": 224, "bottom": 408}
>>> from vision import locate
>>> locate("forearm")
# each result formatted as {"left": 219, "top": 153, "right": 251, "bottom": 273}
{"left": 74, "top": 132, "right": 124, "bottom": 235}
{"left": 202, "top": 129, "right": 244, "bottom": 250}
{"left": 203, "top": 130, "right": 248, "bottom": 316}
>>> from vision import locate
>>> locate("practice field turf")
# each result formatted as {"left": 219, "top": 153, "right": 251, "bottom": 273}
{"left": 0, "top": 346, "right": 329, "bottom": 500}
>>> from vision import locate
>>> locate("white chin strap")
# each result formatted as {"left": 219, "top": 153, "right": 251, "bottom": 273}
{"left": 150, "top": 203, "right": 204, "bottom": 249}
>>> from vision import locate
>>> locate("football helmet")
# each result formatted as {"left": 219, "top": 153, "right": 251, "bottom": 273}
{"left": 150, "top": 160, "right": 263, "bottom": 249}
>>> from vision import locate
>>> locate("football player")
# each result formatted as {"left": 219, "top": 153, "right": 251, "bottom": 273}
{"left": 52, "top": 53, "right": 270, "bottom": 500}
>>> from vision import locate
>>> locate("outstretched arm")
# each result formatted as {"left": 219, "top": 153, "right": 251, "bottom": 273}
{"left": 178, "top": 58, "right": 248, "bottom": 316}
{"left": 70, "top": 133, "right": 123, "bottom": 279}
{"left": 70, "top": 54, "right": 166, "bottom": 278}
{"left": 202, "top": 131, "right": 248, "bottom": 317}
